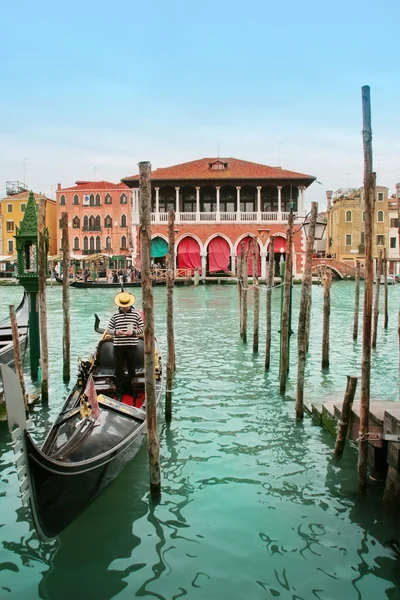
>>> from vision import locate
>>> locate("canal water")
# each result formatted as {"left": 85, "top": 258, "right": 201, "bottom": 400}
{"left": 0, "top": 282, "right": 399, "bottom": 600}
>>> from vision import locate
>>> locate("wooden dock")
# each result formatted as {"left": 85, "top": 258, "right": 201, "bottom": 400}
{"left": 307, "top": 398, "right": 400, "bottom": 510}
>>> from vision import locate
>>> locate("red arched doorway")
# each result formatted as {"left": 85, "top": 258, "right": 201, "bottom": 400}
{"left": 267, "top": 236, "right": 287, "bottom": 276}
{"left": 177, "top": 237, "right": 201, "bottom": 274}
{"left": 207, "top": 237, "right": 231, "bottom": 274}
{"left": 237, "top": 236, "right": 261, "bottom": 276}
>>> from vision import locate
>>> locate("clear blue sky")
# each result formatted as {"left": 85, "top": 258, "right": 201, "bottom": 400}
{"left": 1, "top": 0, "right": 399, "bottom": 206}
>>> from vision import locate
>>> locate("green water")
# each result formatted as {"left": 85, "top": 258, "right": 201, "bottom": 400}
{"left": 0, "top": 282, "right": 400, "bottom": 600}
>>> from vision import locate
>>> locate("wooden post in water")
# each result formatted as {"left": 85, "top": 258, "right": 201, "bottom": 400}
{"left": 265, "top": 236, "right": 275, "bottom": 370}
{"left": 296, "top": 202, "right": 318, "bottom": 418}
{"left": 279, "top": 211, "right": 294, "bottom": 393}
{"left": 372, "top": 249, "right": 382, "bottom": 349}
{"left": 237, "top": 245, "right": 242, "bottom": 336}
{"left": 165, "top": 210, "right": 176, "bottom": 423}
{"left": 9, "top": 305, "right": 27, "bottom": 409}
{"left": 358, "top": 85, "right": 374, "bottom": 495}
{"left": 61, "top": 212, "right": 70, "bottom": 382}
{"left": 253, "top": 238, "right": 259, "bottom": 353}
{"left": 239, "top": 242, "right": 245, "bottom": 338}
{"left": 139, "top": 161, "right": 161, "bottom": 496}
{"left": 38, "top": 198, "right": 49, "bottom": 402}
{"left": 334, "top": 375, "right": 358, "bottom": 458}
{"left": 241, "top": 241, "right": 251, "bottom": 344}
{"left": 383, "top": 248, "right": 388, "bottom": 330}
{"left": 305, "top": 294, "right": 312, "bottom": 353}
{"left": 353, "top": 261, "right": 361, "bottom": 341}
{"left": 322, "top": 268, "right": 332, "bottom": 369}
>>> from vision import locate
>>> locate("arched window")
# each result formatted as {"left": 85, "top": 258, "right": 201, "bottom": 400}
{"left": 121, "top": 214, "right": 127, "bottom": 228}
{"left": 89, "top": 194, "right": 95, "bottom": 206}
{"left": 60, "top": 194, "right": 66, "bottom": 205}
{"left": 105, "top": 194, "right": 112, "bottom": 204}
{"left": 104, "top": 215, "right": 112, "bottom": 228}
{"left": 96, "top": 236, "right": 101, "bottom": 251}
{"left": 83, "top": 236, "right": 88, "bottom": 251}
{"left": 95, "top": 193, "right": 101, "bottom": 206}
{"left": 106, "top": 236, "right": 112, "bottom": 250}
{"left": 90, "top": 236, "right": 95, "bottom": 251}
{"left": 120, "top": 193, "right": 127, "bottom": 205}
{"left": 72, "top": 216, "right": 80, "bottom": 229}
{"left": 377, "top": 210, "right": 384, "bottom": 222}
{"left": 89, "top": 215, "right": 95, "bottom": 229}
{"left": 83, "top": 216, "right": 89, "bottom": 230}
{"left": 95, "top": 215, "right": 101, "bottom": 230}
{"left": 73, "top": 194, "right": 79, "bottom": 205}
{"left": 73, "top": 236, "right": 79, "bottom": 250}
{"left": 121, "top": 236, "right": 127, "bottom": 249}
{"left": 345, "top": 210, "right": 352, "bottom": 222}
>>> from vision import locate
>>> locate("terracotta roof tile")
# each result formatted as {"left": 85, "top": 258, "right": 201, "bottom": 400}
{"left": 1, "top": 191, "right": 54, "bottom": 202}
{"left": 59, "top": 180, "right": 129, "bottom": 192}
{"left": 122, "top": 157, "right": 315, "bottom": 184}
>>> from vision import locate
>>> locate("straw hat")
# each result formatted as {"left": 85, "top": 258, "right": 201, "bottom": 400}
{"left": 114, "top": 291, "right": 136, "bottom": 308}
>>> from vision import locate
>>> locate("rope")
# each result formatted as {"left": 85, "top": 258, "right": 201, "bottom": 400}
{"left": 337, "top": 419, "right": 349, "bottom": 427}
{"left": 238, "top": 279, "right": 289, "bottom": 293}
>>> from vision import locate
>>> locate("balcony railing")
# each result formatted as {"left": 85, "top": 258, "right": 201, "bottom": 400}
{"left": 82, "top": 226, "right": 102, "bottom": 232}
{"left": 135, "top": 210, "right": 304, "bottom": 225}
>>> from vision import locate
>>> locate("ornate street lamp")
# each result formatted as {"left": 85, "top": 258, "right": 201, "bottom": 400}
{"left": 304, "top": 215, "right": 327, "bottom": 240}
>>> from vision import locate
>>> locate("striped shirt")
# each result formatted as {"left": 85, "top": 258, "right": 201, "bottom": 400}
{"left": 107, "top": 307, "right": 144, "bottom": 347}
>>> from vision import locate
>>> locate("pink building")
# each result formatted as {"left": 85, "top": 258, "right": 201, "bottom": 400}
{"left": 56, "top": 181, "right": 132, "bottom": 259}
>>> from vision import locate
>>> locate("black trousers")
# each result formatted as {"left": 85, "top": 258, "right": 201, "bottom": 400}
{"left": 114, "top": 345, "right": 136, "bottom": 396}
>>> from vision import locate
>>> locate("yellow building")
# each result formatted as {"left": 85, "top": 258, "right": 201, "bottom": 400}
{"left": 0, "top": 191, "right": 57, "bottom": 256}
{"left": 326, "top": 186, "right": 389, "bottom": 265}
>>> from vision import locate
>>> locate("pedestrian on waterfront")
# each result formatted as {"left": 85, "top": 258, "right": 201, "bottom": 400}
{"left": 107, "top": 292, "right": 144, "bottom": 402}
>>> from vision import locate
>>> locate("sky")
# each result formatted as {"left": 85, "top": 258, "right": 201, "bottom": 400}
{"left": 1, "top": 0, "right": 399, "bottom": 208}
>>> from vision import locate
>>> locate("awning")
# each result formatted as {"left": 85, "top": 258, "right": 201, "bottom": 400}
{"left": 270, "top": 236, "right": 286, "bottom": 253}
{"left": 151, "top": 237, "right": 168, "bottom": 258}
{"left": 0, "top": 255, "right": 17, "bottom": 262}
{"left": 177, "top": 237, "right": 201, "bottom": 271}
{"left": 208, "top": 237, "right": 230, "bottom": 273}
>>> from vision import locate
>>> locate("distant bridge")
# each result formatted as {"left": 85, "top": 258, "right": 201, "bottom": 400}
{"left": 311, "top": 258, "right": 361, "bottom": 280}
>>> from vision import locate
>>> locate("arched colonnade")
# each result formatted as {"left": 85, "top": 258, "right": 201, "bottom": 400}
{"left": 150, "top": 232, "right": 296, "bottom": 278}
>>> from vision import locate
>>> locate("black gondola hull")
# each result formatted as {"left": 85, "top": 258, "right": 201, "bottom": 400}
{"left": 25, "top": 419, "right": 148, "bottom": 539}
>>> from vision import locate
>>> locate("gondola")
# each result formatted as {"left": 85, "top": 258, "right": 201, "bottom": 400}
{"left": 55, "top": 275, "right": 142, "bottom": 288}
{"left": 1, "top": 313, "right": 163, "bottom": 540}
{"left": 0, "top": 293, "right": 29, "bottom": 366}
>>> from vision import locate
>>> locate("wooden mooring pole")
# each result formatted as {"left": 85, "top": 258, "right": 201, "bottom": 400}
{"left": 296, "top": 202, "right": 318, "bottom": 419}
{"left": 61, "top": 212, "right": 70, "bottom": 382}
{"left": 240, "top": 242, "right": 245, "bottom": 339}
{"left": 383, "top": 248, "right": 388, "bottom": 330}
{"left": 334, "top": 375, "right": 358, "bottom": 458}
{"left": 265, "top": 236, "right": 275, "bottom": 370}
{"left": 372, "top": 249, "right": 382, "bottom": 349}
{"left": 241, "top": 241, "right": 251, "bottom": 344}
{"left": 322, "top": 268, "right": 332, "bottom": 369}
{"left": 9, "top": 305, "right": 27, "bottom": 409}
{"left": 38, "top": 198, "right": 49, "bottom": 402}
{"left": 353, "top": 261, "right": 361, "bottom": 341}
{"left": 237, "top": 244, "right": 243, "bottom": 336}
{"left": 139, "top": 160, "right": 161, "bottom": 497}
{"left": 358, "top": 85, "right": 374, "bottom": 495}
{"left": 279, "top": 211, "right": 294, "bottom": 394}
{"left": 253, "top": 239, "right": 259, "bottom": 353}
{"left": 165, "top": 209, "right": 176, "bottom": 423}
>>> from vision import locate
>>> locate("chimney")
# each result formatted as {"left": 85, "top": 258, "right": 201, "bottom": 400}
{"left": 326, "top": 190, "right": 333, "bottom": 209}
{"left": 57, "top": 183, "right": 61, "bottom": 190}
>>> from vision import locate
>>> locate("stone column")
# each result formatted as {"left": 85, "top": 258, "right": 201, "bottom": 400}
{"left": 175, "top": 187, "right": 180, "bottom": 223}
{"left": 231, "top": 251, "right": 236, "bottom": 276}
{"left": 257, "top": 186, "right": 262, "bottom": 222}
{"left": 201, "top": 251, "right": 207, "bottom": 278}
{"left": 196, "top": 186, "right": 200, "bottom": 221}
{"left": 155, "top": 187, "right": 160, "bottom": 223}
{"left": 236, "top": 186, "right": 241, "bottom": 222}
{"left": 260, "top": 250, "right": 267, "bottom": 280}
{"left": 216, "top": 186, "right": 220, "bottom": 222}
{"left": 277, "top": 186, "right": 282, "bottom": 221}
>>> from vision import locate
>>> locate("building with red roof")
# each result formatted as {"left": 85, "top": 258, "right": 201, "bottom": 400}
{"left": 56, "top": 181, "right": 132, "bottom": 260}
{"left": 122, "top": 157, "right": 316, "bottom": 277}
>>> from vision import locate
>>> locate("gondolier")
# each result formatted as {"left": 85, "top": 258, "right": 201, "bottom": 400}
{"left": 107, "top": 292, "right": 144, "bottom": 401}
